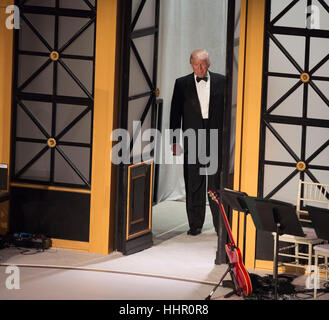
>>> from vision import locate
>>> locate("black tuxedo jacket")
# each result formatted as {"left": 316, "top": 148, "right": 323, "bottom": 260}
{"left": 170, "top": 71, "right": 225, "bottom": 149}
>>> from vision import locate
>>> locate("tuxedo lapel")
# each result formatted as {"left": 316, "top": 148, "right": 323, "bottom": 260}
{"left": 186, "top": 73, "right": 203, "bottom": 118}
{"left": 209, "top": 72, "right": 218, "bottom": 118}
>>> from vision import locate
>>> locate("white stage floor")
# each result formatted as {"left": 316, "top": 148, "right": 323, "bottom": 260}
{"left": 0, "top": 201, "right": 328, "bottom": 302}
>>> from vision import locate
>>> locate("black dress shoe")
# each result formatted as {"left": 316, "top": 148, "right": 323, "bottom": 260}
{"left": 187, "top": 228, "right": 202, "bottom": 236}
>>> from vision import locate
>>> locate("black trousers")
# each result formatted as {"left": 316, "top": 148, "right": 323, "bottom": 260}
{"left": 183, "top": 119, "right": 221, "bottom": 233}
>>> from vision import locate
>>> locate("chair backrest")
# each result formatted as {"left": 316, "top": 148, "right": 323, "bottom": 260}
{"left": 297, "top": 180, "right": 329, "bottom": 222}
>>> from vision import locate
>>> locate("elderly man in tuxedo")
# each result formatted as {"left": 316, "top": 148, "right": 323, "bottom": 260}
{"left": 170, "top": 49, "right": 225, "bottom": 236}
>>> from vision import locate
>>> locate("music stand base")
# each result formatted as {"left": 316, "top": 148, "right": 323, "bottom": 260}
{"left": 205, "top": 263, "right": 245, "bottom": 300}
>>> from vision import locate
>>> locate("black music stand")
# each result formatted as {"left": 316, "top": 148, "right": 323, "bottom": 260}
{"left": 220, "top": 188, "right": 249, "bottom": 213}
{"left": 220, "top": 188, "right": 249, "bottom": 262}
{"left": 306, "top": 206, "right": 329, "bottom": 241}
{"left": 244, "top": 197, "right": 305, "bottom": 300}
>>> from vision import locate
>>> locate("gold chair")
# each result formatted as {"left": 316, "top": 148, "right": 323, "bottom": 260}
{"left": 306, "top": 206, "right": 329, "bottom": 299}
{"left": 296, "top": 180, "right": 329, "bottom": 223}
{"left": 273, "top": 180, "right": 329, "bottom": 271}
{"left": 314, "top": 244, "right": 329, "bottom": 298}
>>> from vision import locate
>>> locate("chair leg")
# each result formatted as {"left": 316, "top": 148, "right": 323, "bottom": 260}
{"left": 308, "top": 243, "right": 312, "bottom": 267}
{"left": 273, "top": 235, "right": 277, "bottom": 279}
{"left": 295, "top": 243, "right": 299, "bottom": 266}
{"left": 314, "top": 253, "right": 318, "bottom": 299}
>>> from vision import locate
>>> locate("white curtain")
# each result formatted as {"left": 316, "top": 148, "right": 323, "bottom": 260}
{"left": 156, "top": 0, "right": 228, "bottom": 202}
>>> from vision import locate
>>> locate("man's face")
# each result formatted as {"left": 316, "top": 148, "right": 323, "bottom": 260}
{"left": 190, "top": 58, "right": 209, "bottom": 78}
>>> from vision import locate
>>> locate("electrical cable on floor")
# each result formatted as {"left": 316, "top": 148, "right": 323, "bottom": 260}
{"left": 0, "top": 262, "right": 218, "bottom": 287}
{"left": 2, "top": 261, "right": 328, "bottom": 300}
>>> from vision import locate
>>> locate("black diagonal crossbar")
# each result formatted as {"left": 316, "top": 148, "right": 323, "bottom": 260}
{"left": 15, "top": 145, "right": 49, "bottom": 178}
{"left": 264, "top": 120, "right": 301, "bottom": 163}
{"left": 58, "top": 17, "right": 96, "bottom": 54}
{"left": 264, "top": 169, "right": 299, "bottom": 199}
{"left": 270, "top": 0, "right": 299, "bottom": 26}
{"left": 21, "top": 14, "right": 53, "bottom": 52}
{"left": 131, "top": 0, "right": 147, "bottom": 32}
{"left": 269, "top": 32, "right": 304, "bottom": 74}
{"left": 318, "top": 0, "right": 329, "bottom": 13}
{"left": 58, "top": 59, "right": 93, "bottom": 100}
{"left": 309, "top": 80, "right": 329, "bottom": 107}
{"left": 310, "top": 53, "right": 329, "bottom": 75}
{"left": 266, "top": 80, "right": 303, "bottom": 114}
{"left": 306, "top": 139, "right": 329, "bottom": 164}
{"left": 82, "top": 0, "right": 96, "bottom": 11}
{"left": 129, "top": 95, "right": 154, "bottom": 153}
{"left": 55, "top": 145, "right": 90, "bottom": 188}
{"left": 55, "top": 106, "right": 92, "bottom": 141}
{"left": 18, "top": 59, "right": 52, "bottom": 92}
{"left": 130, "top": 40, "right": 154, "bottom": 92}
{"left": 17, "top": 99, "right": 51, "bottom": 139}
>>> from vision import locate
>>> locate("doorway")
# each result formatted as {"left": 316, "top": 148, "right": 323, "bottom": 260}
{"left": 153, "top": 0, "right": 242, "bottom": 244}
{"left": 115, "top": 0, "right": 241, "bottom": 257}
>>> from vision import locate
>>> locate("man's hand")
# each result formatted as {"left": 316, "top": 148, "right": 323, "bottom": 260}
{"left": 171, "top": 144, "right": 183, "bottom": 156}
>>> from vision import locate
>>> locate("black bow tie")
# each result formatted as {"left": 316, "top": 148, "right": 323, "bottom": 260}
{"left": 196, "top": 76, "right": 208, "bottom": 83}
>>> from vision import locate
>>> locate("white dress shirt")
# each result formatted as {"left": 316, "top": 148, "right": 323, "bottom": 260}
{"left": 194, "top": 72, "right": 210, "bottom": 119}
